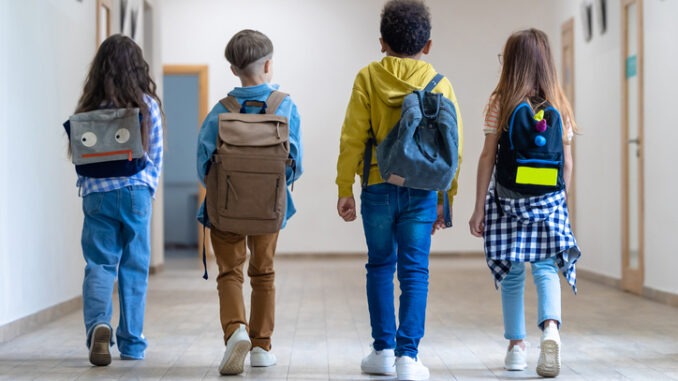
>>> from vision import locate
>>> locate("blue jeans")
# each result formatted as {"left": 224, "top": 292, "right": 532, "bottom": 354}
{"left": 360, "top": 183, "right": 437, "bottom": 358}
{"left": 500, "top": 257, "right": 561, "bottom": 340}
{"left": 81, "top": 186, "right": 152, "bottom": 359}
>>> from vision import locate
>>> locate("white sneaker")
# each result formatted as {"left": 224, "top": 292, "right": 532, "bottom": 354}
{"left": 504, "top": 343, "right": 528, "bottom": 371}
{"left": 395, "top": 356, "right": 430, "bottom": 381}
{"left": 219, "top": 324, "right": 251, "bottom": 375}
{"left": 360, "top": 348, "right": 395, "bottom": 375}
{"left": 250, "top": 346, "right": 277, "bottom": 367}
{"left": 537, "top": 322, "right": 561, "bottom": 377}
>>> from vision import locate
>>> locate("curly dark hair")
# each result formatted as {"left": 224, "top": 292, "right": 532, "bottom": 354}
{"left": 380, "top": 0, "right": 431, "bottom": 56}
{"left": 75, "top": 34, "right": 163, "bottom": 152}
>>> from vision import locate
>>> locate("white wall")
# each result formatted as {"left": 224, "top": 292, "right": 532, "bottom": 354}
{"left": 552, "top": 0, "right": 678, "bottom": 295}
{"left": 0, "top": 0, "right": 165, "bottom": 330}
{"left": 643, "top": 0, "right": 678, "bottom": 294}
{"left": 0, "top": 0, "right": 95, "bottom": 326}
{"left": 160, "top": 0, "right": 561, "bottom": 254}
{"left": 1, "top": 0, "right": 9, "bottom": 325}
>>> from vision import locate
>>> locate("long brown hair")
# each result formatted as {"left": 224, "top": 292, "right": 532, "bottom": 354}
{"left": 491, "top": 29, "right": 577, "bottom": 133}
{"left": 75, "top": 34, "right": 163, "bottom": 151}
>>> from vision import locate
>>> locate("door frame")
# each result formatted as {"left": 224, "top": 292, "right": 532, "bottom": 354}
{"left": 561, "top": 17, "right": 576, "bottom": 229}
{"left": 162, "top": 65, "right": 210, "bottom": 257}
{"left": 620, "top": 0, "right": 644, "bottom": 294}
{"left": 96, "top": 0, "right": 113, "bottom": 47}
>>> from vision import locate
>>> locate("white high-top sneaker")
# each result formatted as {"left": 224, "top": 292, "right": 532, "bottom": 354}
{"left": 395, "top": 355, "right": 430, "bottom": 381}
{"left": 218, "top": 324, "right": 251, "bottom": 375}
{"left": 504, "top": 342, "right": 528, "bottom": 371}
{"left": 537, "top": 322, "right": 561, "bottom": 377}
{"left": 250, "top": 346, "right": 277, "bottom": 367}
{"left": 360, "top": 348, "right": 396, "bottom": 375}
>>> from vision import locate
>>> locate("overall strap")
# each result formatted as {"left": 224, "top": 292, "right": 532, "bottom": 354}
{"left": 265, "top": 91, "right": 289, "bottom": 114}
{"left": 424, "top": 73, "right": 444, "bottom": 92}
{"left": 219, "top": 96, "right": 241, "bottom": 113}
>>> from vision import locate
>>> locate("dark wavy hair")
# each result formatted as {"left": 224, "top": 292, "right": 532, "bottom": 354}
{"left": 380, "top": 0, "right": 431, "bottom": 56}
{"left": 75, "top": 34, "right": 162, "bottom": 152}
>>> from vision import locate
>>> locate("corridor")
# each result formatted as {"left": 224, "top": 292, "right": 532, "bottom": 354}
{"left": 1, "top": 255, "right": 676, "bottom": 380}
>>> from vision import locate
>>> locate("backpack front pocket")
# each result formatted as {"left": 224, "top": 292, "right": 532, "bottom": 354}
{"left": 215, "top": 155, "right": 286, "bottom": 222}
{"left": 514, "top": 151, "right": 562, "bottom": 187}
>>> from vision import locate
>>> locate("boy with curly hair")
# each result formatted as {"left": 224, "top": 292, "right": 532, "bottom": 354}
{"left": 335, "top": 1, "right": 463, "bottom": 380}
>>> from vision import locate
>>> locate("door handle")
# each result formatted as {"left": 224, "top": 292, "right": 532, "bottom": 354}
{"left": 628, "top": 138, "right": 640, "bottom": 145}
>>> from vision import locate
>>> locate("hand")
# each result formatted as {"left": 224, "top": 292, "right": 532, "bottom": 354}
{"left": 469, "top": 208, "right": 485, "bottom": 237}
{"left": 431, "top": 204, "right": 447, "bottom": 235}
{"left": 337, "top": 196, "right": 357, "bottom": 222}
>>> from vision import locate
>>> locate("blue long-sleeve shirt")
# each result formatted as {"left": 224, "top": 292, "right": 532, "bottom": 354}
{"left": 196, "top": 83, "right": 303, "bottom": 228}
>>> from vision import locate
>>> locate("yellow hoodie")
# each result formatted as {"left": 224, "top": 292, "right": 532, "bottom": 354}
{"left": 336, "top": 56, "right": 464, "bottom": 204}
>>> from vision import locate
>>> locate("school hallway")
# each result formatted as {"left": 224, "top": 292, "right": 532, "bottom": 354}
{"left": 1, "top": 254, "right": 676, "bottom": 381}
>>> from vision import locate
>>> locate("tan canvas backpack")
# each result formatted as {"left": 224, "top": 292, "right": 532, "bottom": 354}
{"left": 205, "top": 91, "right": 291, "bottom": 235}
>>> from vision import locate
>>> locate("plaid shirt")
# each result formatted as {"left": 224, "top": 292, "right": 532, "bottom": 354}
{"left": 484, "top": 183, "right": 581, "bottom": 293}
{"left": 77, "top": 95, "right": 163, "bottom": 198}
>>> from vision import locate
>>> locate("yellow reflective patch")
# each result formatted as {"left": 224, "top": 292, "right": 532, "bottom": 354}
{"left": 516, "top": 167, "right": 558, "bottom": 186}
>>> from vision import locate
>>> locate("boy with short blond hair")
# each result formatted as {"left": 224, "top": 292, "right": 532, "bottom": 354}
{"left": 196, "top": 29, "right": 303, "bottom": 376}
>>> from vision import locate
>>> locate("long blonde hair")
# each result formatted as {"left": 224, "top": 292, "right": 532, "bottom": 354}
{"left": 491, "top": 29, "right": 577, "bottom": 133}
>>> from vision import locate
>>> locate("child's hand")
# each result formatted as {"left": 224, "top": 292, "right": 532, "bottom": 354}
{"left": 431, "top": 204, "right": 447, "bottom": 235}
{"left": 469, "top": 209, "right": 485, "bottom": 237}
{"left": 337, "top": 196, "right": 357, "bottom": 222}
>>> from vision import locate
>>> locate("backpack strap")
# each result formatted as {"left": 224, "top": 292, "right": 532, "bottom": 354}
{"left": 265, "top": 91, "right": 289, "bottom": 114}
{"left": 219, "top": 96, "right": 241, "bottom": 113}
{"left": 424, "top": 73, "right": 444, "bottom": 92}
{"left": 362, "top": 126, "right": 376, "bottom": 188}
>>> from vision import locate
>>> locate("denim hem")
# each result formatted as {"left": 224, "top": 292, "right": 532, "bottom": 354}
{"left": 394, "top": 352, "right": 418, "bottom": 360}
{"left": 120, "top": 353, "right": 145, "bottom": 360}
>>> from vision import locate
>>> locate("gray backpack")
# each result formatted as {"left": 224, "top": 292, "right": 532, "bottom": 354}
{"left": 64, "top": 108, "right": 146, "bottom": 177}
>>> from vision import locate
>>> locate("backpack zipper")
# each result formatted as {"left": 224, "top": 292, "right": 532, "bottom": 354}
{"left": 274, "top": 178, "right": 280, "bottom": 211}
{"left": 516, "top": 158, "right": 560, "bottom": 166}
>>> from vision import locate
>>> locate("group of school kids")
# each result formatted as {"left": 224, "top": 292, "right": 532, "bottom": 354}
{"left": 66, "top": 0, "right": 580, "bottom": 380}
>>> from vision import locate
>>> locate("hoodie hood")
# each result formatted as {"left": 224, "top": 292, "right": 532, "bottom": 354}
{"left": 367, "top": 56, "right": 436, "bottom": 107}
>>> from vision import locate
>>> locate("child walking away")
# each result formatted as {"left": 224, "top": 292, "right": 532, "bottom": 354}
{"left": 468, "top": 28, "right": 581, "bottom": 378}
{"left": 64, "top": 34, "right": 164, "bottom": 366}
{"left": 336, "top": 1, "right": 463, "bottom": 380}
{"left": 196, "top": 29, "right": 303, "bottom": 376}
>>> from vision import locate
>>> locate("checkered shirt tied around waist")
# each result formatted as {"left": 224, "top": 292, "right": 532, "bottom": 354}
{"left": 76, "top": 95, "right": 164, "bottom": 198}
{"left": 484, "top": 184, "right": 581, "bottom": 293}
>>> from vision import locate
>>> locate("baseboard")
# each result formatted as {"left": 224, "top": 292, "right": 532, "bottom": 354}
{"left": 276, "top": 251, "right": 484, "bottom": 258}
{"left": 643, "top": 286, "right": 678, "bottom": 308}
{"left": 577, "top": 268, "right": 621, "bottom": 288}
{"left": 577, "top": 268, "right": 678, "bottom": 307}
{"left": 0, "top": 296, "right": 82, "bottom": 344}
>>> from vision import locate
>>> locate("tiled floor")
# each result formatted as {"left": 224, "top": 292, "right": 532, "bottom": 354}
{"left": 1, "top": 254, "right": 677, "bottom": 380}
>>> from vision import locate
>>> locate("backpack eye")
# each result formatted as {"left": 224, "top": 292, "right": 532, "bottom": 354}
{"left": 115, "top": 128, "right": 131, "bottom": 143}
{"left": 81, "top": 132, "right": 97, "bottom": 147}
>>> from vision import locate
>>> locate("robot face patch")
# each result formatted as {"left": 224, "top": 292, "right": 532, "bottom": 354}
{"left": 69, "top": 108, "right": 144, "bottom": 165}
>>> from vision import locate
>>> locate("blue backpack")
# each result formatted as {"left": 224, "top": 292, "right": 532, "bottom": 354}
{"left": 63, "top": 108, "right": 147, "bottom": 178}
{"left": 495, "top": 100, "right": 565, "bottom": 195}
{"left": 363, "top": 74, "right": 459, "bottom": 226}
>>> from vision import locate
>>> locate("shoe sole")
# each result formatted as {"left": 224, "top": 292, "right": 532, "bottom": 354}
{"left": 250, "top": 355, "right": 277, "bottom": 367}
{"left": 361, "top": 365, "right": 395, "bottom": 375}
{"left": 396, "top": 369, "right": 430, "bottom": 381}
{"left": 536, "top": 339, "right": 560, "bottom": 377}
{"left": 219, "top": 339, "right": 251, "bottom": 375}
{"left": 89, "top": 325, "right": 111, "bottom": 366}
{"left": 505, "top": 362, "right": 527, "bottom": 371}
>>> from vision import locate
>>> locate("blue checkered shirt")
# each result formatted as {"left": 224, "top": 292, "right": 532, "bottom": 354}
{"left": 76, "top": 95, "right": 164, "bottom": 198}
{"left": 484, "top": 183, "right": 581, "bottom": 293}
